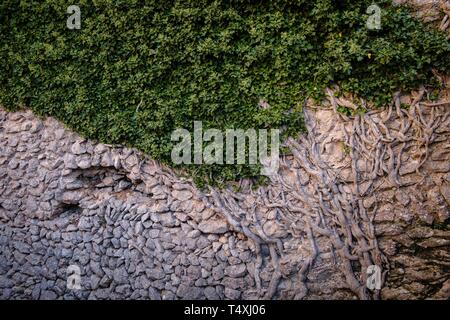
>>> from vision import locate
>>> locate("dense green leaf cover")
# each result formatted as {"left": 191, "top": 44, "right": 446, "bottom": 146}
{"left": 1, "top": 0, "right": 449, "bottom": 186}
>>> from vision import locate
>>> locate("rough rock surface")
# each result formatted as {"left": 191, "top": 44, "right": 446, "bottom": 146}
{"left": 0, "top": 1, "right": 449, "bottom": 301}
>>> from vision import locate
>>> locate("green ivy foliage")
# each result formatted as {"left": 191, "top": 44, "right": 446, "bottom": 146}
{"left": 1, "top": 0, "right": 449, "bottom": 186}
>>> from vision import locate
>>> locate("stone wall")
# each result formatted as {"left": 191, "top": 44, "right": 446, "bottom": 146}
{"left": 0, "top": 0, "right": 449, "bottom": 301}
{"left": 0, "top": 109, "right": 256, "bottom": 300}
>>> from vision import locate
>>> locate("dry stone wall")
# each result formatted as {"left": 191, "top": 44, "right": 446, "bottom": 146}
{"left": 0, "top": 109, "right": 261, "bottom": 300}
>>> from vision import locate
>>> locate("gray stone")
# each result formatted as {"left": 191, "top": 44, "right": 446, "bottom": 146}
{"left": 161, "top": 290, "right": 175, "bottom": 300}
{"left": 187, "top": 230, "right": 201, "bottom": 239}
{"left": 76, "top": 156, "right": 91, "bottom": 169}
{"left": 146, "top": 267, "right": 165, "bottom": 280}
{"left": 196, "top": 236, "right": 210, "bottom": 249}
{"left": 143, "top": 220, "right": 153, "bottom": 229}
{"left": 99, "top": 275, "right": 112, "bottom": 288}
{"left": 187, "top": 265, "right": 202, "bottom": 279}
{"left": 90, "top": 274, "right": 101, "bottom": 290}
{"left": 139, "top": 275, "right": 152, "bottom": 290}
{"left": 262, "top": 220, "right": 287, "bottom": 238}
{"left": 204, "top": 286, "right": 220, "bottom": 300}
{"left": 94, "top": 144, "right": 108, "bottom": 154}
{"left": 134, "top": 222, "right": 143, "bottom": 234}
{"left": 113, "top": 227, "right": 122, "bottom": 239}
{"left": 64, "top": 153, "right": 78, "bottom": 169}
{"left": 159, "top": 213, "right": 175, "bottom": 227}
{"left": 40, "top": 290, "right": 58, "bottom": 300}
{"left": 45, "top": 257, "right": 58, "bottom": 273}
{"left": 176, "top": 284, "right": 202, "bottom": 299}
{"left": 113, "top": 267, "right": 129, "bottom": 285}
{"left": 150, "top": 203, "right": 169, "bottom": 213}
{"left": 148, "top": 229, "right": 160, "bottom": 239}
{"left": 171, "top": 190, "right": 192, "bottom": 201}
{"left": 61, "top": 248, "right": 73, "bottom": 258}
{"left": 60, "top": 190, "right": 84, "bottom": 205}
{"left": 148, "top": 287, "right": 162, "bottom": 300}
{"left": 101, "top": 153, "right": 114, "bottom": 167}
{"left": 71, "top": 141, "right": 86, "bottom": 155}
{"left": 32, "top": 286, "right": 41, "bottom": 299}
{"left": 78, "top": 217, "right": 91, "bottom": 231}
{"left": 195, "top": 278, "right": 207, "bottom": 287}
{"left": 115, "top": 284, "right": 131, "bottom": 295}
{"left": 201, "top": 268, "right": 211, "bottom": 278}
{"left": 212, "top": 265, "right": 224, "bottom": 280}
